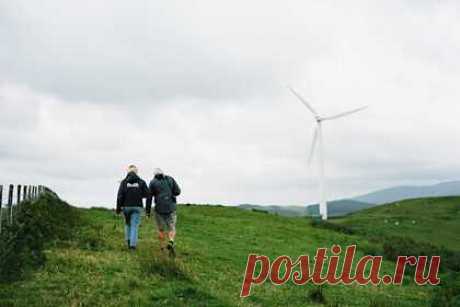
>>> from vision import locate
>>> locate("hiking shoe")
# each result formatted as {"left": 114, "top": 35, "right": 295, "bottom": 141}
{"left": 167, "top": 240, "right": 176, "bottom": 258}
{"left": 166, "top": 240, "right": 174, "bottom": 249}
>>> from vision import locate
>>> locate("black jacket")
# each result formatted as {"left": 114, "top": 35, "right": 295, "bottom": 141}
{"left": 146, "top": 174, "right": 181, "bottom": 215}
{"left": 116, "top": 172, "right": 150, "bottom": 213}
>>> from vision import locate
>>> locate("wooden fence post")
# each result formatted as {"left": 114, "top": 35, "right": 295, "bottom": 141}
{"left": 28, "top": 185, "right": 32, "bottom": 199}
{"left": 8, "top": 184, "right": 13, "bottom": 225}
{"left": 23, "top": 185, "right": 27, "bottom": 202}
{"left": 17, "top": 184, "right": 22, "bottom": 205}
{"left": 0, "top": 185, "right": 3, "bottom": 233}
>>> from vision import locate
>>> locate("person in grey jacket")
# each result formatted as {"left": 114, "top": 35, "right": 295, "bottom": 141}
{"left": 146, "top": 168, "right": 181, "bottom": 256}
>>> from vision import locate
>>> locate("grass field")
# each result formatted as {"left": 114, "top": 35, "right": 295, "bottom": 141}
{"left": 332, "top": 197, "right": 460, "bottom": 251}
{"left": 0, "top": 195, "right": 445, "bottom": 307}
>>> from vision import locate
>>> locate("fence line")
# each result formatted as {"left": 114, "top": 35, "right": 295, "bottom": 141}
{"left": 0, "top": 184, "right": 47, "bottom": 234}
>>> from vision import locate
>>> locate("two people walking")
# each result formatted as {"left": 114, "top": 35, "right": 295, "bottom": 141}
{"left": 116, "top": 165, "right": 181, "bottom": 256}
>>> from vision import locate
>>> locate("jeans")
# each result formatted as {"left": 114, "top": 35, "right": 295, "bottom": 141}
{"left": 123, "top": 207, "right": 142, "bottom": 247}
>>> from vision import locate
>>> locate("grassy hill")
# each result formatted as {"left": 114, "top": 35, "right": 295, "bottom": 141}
{"left": 352, "top": 181, "right": 460, "bottom": 205}
{"left": 239, "top": 199, "right": 375, "bottom": 218}
{"left": 331, "top": 197, "right": 460, "bottom": 251}
{"left": 1, "top": 195, "right": 458, "bottom": 306}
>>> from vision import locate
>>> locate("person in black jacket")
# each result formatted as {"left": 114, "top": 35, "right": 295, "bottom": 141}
{"left": 146, "top": 168, "right": 181, "bottom": 256}
{"left": 116, "top": 165, "right": 150, "bottom": 250}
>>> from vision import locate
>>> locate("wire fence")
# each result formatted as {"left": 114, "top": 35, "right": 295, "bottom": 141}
{"left": 0, "top": 184, "right": 47, "bottom": 233}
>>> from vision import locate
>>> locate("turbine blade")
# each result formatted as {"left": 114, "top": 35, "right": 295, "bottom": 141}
{"left": 308, "top": 126, "right": 319, "bottom": 165}
{"left": 322, "top": 105, "right": 368, "bottom": 121}
{"left": 287, "top": 86, "right": 318, "bottom": 116}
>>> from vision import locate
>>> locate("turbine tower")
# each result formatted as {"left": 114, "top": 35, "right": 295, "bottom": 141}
{"left": 288, "top": 86, "right": 367, "bottom": 220}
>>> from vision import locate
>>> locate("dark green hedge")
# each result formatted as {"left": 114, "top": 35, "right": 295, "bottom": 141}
{"left": 0, "top": 192, "right": 80, "bottom": 282}
{"left": 431, "top": 272, "right": 460, "bottom": 307}
{"left": 310, "top": 219, "right": 356, "bottom": 234}
{"left": 382, "top": 236, "right": 460, "bottom": 273}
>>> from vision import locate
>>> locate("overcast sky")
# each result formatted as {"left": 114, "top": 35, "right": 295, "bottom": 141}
{"left": 1, "top": 0, "right": 459, "bottom": 207}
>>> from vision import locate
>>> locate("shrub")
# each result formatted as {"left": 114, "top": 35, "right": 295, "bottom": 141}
{"left": 382, "top": 236, "right": 460, "bottom": 273}
{"left": 251, "top": 208, "right": 269, "bottom": 214}
{"left": 441, "top": 248, "right": 460, "bottom": 272}
{"left": 431, "top": 272, "right": 460, "bottom": 307}
{"left": 0, "top": 192, "right": 80, "bottom": 282}
{"left": 310, "top": 220, "right": 355, "bottom": 235}
{"left": 360, "top": 241, "right": 383, "bottom": 256}
{"left": 382, "top": 236, "right": 421, "bottom": 260}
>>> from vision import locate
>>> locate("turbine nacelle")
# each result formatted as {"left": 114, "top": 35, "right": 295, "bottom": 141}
{"left": 288, "top": 85, "right": 368, "bottom": 123}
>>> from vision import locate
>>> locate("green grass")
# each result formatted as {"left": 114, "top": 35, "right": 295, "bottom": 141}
{"left": 0, "top": 200, "right": 443, "bottom": 306}
{"left": 332, "top": 197, "right": 460, "bottom": 251}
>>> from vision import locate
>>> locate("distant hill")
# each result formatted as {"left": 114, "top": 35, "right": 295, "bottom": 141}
{"left": 352, "top": 181, "right": 460, "bottom": 204}
{"left": 238, "top": 204, "right": 307, "bottom": 217}
{"left": 239, "top": 181, "right": 460, "bottom": 218}
{"left": 239, "top": 199, "right": 374, "bottom": 217}
{"left": 307, "top": 199, "right": 375, "bottom": 217}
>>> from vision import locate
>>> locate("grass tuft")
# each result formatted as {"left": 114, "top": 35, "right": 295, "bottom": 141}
{"left": 140, "top": 256, "right": 190, "bottom": 281}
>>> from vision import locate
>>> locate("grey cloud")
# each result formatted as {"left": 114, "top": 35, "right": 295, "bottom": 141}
{"left": 0, "top": 0, "right": 281, "bottom": 103}
{"left": 1, "top": 0, "right": 459, "bottom": 207}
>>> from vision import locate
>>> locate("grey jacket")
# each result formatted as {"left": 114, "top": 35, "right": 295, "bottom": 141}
{"left": 146, "top": 174, "right": 181, "bottom": 215}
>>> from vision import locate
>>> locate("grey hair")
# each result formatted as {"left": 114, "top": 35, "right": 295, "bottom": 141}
{"left": 127, "top": 164, "right": 138, "bottom": 174}
{"left": 153, "top": 168, "right": 163, "bottom": 176}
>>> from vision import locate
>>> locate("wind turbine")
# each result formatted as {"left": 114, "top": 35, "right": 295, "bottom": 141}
{"left": 288, "top": 86, "right": 367, "bottom": 220}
